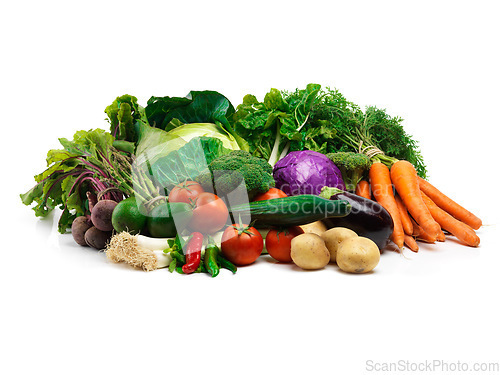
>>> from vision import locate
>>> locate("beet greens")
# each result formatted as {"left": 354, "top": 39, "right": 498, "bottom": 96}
{"left": 20, "top": 128, "right": 158, "bottom": 233}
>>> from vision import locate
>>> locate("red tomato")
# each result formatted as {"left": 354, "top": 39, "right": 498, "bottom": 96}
{"left": 265, "top": 226, "right": 304, "bottom": 263}
{"left": 253, "top": 188, "right": 288, "bottom": 201}
{"left": 221, "top": 224, "right": 263, "bottom": 266}
{"left": 188, "top": 192, "right": 228, "bottom": 234}
{"left": 168, "top": 181, "right": 204, "bottom": 204}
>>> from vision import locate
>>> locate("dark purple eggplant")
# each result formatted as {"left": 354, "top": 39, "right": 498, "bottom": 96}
{"left": 320, "top": 188, "right": 393, "bottom": 250}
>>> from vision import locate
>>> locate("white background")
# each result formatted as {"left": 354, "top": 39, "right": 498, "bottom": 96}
{"left": 1, "top": 1, "right": 499, "bottom": 374}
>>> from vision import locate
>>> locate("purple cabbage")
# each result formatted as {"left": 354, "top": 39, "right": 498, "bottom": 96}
{"left": 273, "top": 150, "right": 345, "bottom": 196}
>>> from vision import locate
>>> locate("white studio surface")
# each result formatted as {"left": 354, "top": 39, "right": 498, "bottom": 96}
{"left": 1, "top": 1, "right": 499, "bottom": 374}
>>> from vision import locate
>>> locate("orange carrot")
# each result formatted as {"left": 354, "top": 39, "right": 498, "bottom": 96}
{"left": 395, "top": 194, "right": 413, "bottom": 235}
{"left": 421, "top": 192, "right": 480, "bottom": 247}
{"left": 418, "top": 177, "right": 482, "bottom": 230}
{"left": 410, "top": 217, "right": 422, "bottom": 237}
{"left": 404, "top": 234, "right": 419, "bottom": 252}
{"left": 390, "top": 160, "right": 441, "bottom": 240}
{"left": 410, "top": 210, "right": 444, "bottom": 243}
{"left": 369, "top": 162, "right": 404, "bottom": 249}
{"left": 412, "top": 215, "right": 444, "bottom": 242}
{"left": 355, "top": 180, "right": 371, "bottom": 200}
{"left": 410, "top": 215, "right": 437, "bottom": 243}
{"left": 416, "top": 234, "right": 436, "bottom": 243}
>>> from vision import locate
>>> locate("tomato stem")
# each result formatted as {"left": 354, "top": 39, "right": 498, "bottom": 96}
{"left": 234, "top": 215, "right": 256, "bottom": 236}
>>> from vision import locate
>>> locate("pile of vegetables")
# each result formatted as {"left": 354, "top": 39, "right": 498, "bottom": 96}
{"left": 20, "top": 83, "right": 482, "bottom": 276}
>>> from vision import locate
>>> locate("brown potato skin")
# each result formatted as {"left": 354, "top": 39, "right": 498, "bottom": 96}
{"left": 290, "top": 233, "right": 330, "bottom": 270}
{"left": 84, "top": 227, "right": 112, "bottom": 250}
{"left": 71, "top": 216, "right": 93, "bottom": 246}
{"left": 336, "top": 237, "right": 380, "bottom": 274}
{"left": 299, "top": 221, "right": 327, "bottom": 236}
{"left": 321, "top": 227, "right": 358, "bottom": 263}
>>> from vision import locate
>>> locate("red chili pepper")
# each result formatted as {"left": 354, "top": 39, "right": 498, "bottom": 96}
{"left": 181, "top": 232, "right": 204, "bottom": 274}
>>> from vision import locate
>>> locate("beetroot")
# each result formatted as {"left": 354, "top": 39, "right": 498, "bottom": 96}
{"left": 84, "top": 227, "right": 112, "bottom": 250}
{"left": 91, "top": 200, "right": 118, "bottom": 231}
{"left": 71, "top": 216, "right": 93, "bottom": 246}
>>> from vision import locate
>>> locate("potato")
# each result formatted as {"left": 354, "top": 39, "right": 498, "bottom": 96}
{"left": 299, "top": 221, "right": 327, "bottom": 236}
{"left": 290, "top": 233, "right": 330, "bottom": 270}
{"left": 321, "top": 227, "right": 358, "bottom": 262}
{"left": 336, "top": 237, "right": 380, "bottom": 274}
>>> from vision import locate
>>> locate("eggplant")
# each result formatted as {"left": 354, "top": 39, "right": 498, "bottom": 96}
{"left": 321, "top": 189, "right": 394, "bottom": 250}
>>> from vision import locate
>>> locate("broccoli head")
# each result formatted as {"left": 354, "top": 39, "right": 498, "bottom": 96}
{"left": 196, "top": 150, "right": 275, "bottom": 201}
{"left": 326, "top": 152, "right": 371, "bottom": 192}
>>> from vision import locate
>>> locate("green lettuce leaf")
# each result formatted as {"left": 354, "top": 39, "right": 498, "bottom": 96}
{"left": 134, "top": 121, "right": 173, "bottom": 165}
{"left": 58, "top": 128, "right": 114, "bottom": 157}
{"left": 135, "top": 121, "right": 240, "bottom": 166}
{"left": 147, "top": 136, "right": 231, "bottom": 193}
{"left": 233, "top": 83, "right": 322, "bottom": 164}
{"left": 145, "top": 91, "right": 248, "bottom": 150}
{"left": 105, "top": 94, "right": 146, "bottom": 142}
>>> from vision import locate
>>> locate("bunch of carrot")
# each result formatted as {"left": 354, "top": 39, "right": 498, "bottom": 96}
{"left": 355, "top": 161, "right": 481, "bottom": 252}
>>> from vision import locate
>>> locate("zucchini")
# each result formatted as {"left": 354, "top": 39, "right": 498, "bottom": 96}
{"left": 229, "top": 195, "right": 351, "bottom": 228}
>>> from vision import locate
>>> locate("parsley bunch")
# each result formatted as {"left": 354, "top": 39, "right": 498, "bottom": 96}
{"left": 234, "top": 84, "right": 427, "bottom": 177}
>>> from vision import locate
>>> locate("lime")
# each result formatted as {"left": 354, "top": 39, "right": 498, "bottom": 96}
{"left": 111, "top": 197, "right": 147, "bottom": 235}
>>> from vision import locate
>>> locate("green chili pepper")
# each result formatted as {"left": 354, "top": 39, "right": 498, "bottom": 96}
{"left": 204, "top": 238, "right": 220, "bottom": 277}
{"left": 194, "top": 260, "right": 211, "bottom": 273}
{"left": 170, "top": 251, "right": 186, "bottom": 265}
{"left": 217, "top": 254, "right": 237, "bottom": 274}
{"left": 176, "top": 266, "right": 185, "bottom": 274}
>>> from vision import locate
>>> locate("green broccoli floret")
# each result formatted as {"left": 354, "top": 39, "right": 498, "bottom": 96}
{"left": 196, "top": 150, "right": 275, "bottom": 200}
{"left": 326, "top": 152, "right": 371, "bottom": 192}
